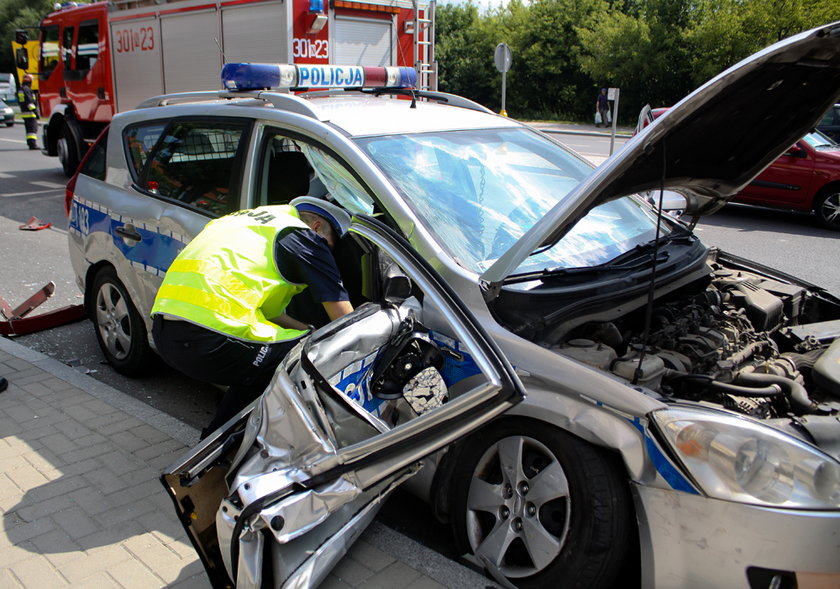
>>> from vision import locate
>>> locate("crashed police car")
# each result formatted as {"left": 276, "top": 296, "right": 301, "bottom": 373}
{"left": 66, "top": 22, "right": 840, "bottom": 589}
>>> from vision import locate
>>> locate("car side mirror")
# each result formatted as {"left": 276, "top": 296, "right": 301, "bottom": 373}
{"left": 785, "top": 144, "right": 804, "bottom": 157}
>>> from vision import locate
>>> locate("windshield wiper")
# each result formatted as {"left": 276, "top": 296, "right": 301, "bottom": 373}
{"left": 505, "top": 230, "right": 693, "bottom": 286}
{"left": 606, "top": 230, "right": 693, "bottom": 265}
{"left": 502, "top": 250, "right": 670, "bottom": 286}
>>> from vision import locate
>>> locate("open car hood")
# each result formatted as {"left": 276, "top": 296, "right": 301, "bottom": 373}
{"left": 481, "top": 21, "right": 840, "bottom": 286}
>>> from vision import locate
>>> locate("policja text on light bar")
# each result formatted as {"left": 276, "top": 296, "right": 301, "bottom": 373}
{"left": 221, "top": 63, "right": 418, "bottom": 91}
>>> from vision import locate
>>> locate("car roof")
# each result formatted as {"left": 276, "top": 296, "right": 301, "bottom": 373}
{"left": 127, "top": 89, "right": 522, "bottom": 137}
{"left": 301, "top": 94, "right": 521, "bottom": 136}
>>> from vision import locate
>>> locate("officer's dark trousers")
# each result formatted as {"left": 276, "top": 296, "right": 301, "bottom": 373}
{"left": 24, "top": 117, "right": 38, "bottom": 149}
{"left": 152, "top": 315, "right": 298, "bottom": 436}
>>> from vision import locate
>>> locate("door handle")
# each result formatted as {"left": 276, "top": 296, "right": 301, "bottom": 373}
{"left": 115, "top": 224, "right": 141, "bottom": 241}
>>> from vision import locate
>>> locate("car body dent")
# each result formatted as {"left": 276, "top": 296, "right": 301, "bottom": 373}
{"left": 162, "top": 216, "right": 526, "bottom": 586}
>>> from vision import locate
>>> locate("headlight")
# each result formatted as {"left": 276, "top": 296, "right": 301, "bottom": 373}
{"left": 652, "top": 406, "right": 840, "bottom": 508}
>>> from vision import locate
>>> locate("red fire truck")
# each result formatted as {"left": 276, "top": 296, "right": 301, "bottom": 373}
{"left": 29, "top": 0, "right": 436, "bottom": 176}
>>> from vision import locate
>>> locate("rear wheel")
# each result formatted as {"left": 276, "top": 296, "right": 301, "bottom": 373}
{"left": 90, "top": 267, "right": 152, "bottom": 375}
{"left": 814, "top": 188, "right": 840, "bottom": 230}
{"left": 57, "top": 121, "right": 81, "bottom": 177}
{"left": 451, "top": 419, "right": 633, "bottom": 588}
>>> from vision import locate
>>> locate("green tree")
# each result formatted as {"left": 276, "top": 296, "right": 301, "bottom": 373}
{"left": 437, "top": 0, "right": 608, "bottom": 119}
{"left": 436, "top": 2, "right": 503, "bottom": 110}
{"left": 506, "top": 0, "right": 606, "bottom": 119}
{"left": 577, "top": 0, "right": 695, "bottom": 119}
{"left": 0, "top": 0, "right": 54, "bottom": 75}
{"left": 685, "top": 0, "right": 840, "bottom": 86}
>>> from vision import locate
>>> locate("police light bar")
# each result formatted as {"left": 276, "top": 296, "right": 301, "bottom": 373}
{"left": 221, "top": 63, "right": 417, "bottom": 91}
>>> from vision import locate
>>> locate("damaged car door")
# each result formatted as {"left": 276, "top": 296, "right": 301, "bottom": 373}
{"left": 161, "top": 216, "right": 526, "bottom": 588}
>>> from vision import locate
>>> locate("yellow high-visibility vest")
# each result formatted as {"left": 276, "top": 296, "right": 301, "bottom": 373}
{"left": 151, "top": 205, "right": 311, "bottom": 342}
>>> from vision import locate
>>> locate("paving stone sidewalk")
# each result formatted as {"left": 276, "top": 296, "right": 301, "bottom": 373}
{"left": 0, "top": 337, "right": 497, "bottom": 589}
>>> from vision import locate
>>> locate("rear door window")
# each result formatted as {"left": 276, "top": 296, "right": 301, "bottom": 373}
{"left": 124, "top": 119, "right": 251, "bottom": 216}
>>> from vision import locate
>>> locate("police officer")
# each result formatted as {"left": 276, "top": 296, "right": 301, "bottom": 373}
{"left": 20, "top": 74, "right": 40, "bottom": 150}
{"left": 151, "top": 196, "right": 354, "bottom": 435}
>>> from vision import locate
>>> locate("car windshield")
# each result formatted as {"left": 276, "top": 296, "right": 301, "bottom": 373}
{"left": 356, "top": 128, "right": 666, "bottom": 276}
{"left": 802, "top": 130, "right": 837, "bottom": 149}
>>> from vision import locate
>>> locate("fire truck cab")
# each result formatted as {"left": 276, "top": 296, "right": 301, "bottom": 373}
{"left": 35, "top": 0, "right": 436, "bottom": 176}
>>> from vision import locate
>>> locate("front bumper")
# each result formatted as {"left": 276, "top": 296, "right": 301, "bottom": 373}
{"left": 633, "top": 483, "right": 840, "bottom": 589}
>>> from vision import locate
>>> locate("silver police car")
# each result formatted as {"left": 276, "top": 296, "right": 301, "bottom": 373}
{"left": 67, "top": 23, "right": 840, "bottom": 589}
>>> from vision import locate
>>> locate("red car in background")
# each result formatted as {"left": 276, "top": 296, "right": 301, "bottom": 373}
{"left": 734, "top": 130, "right": 840, "bottom": 230}
{"left": 636, "top": 105, "right": 840, "bottom": 230}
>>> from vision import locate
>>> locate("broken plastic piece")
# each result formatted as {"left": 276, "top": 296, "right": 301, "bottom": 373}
{"left": 19, "top": 216, "right": 53, "bottom": 231}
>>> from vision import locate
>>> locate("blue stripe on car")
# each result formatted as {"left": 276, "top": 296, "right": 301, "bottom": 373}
{"left": 70, "top": 199, "right": 187, "bottom": 275}
{"left": 629, "top": 417, "right": 699, "bottom": 494}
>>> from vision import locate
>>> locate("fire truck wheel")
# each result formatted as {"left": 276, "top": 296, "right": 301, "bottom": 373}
{"left": 90, "top": 266, "right": 153, "bottom": 375}
{"left": 57, "top": 121, "right": 82, "bottom": 177}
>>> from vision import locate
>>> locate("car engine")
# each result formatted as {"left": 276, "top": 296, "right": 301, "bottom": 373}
{"left": 550, "top": 259, "right": 840, "bottom": 428}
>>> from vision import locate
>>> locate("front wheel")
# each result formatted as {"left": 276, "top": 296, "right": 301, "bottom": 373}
{"left": 57, "top": 121, "right": 81, "bottom": 177}
{"left": 451, "top": 419, "right": 633, "bottom": 589}
{"left": 90, "top": 266, "right": 152, "bottom": 375}
{"left": 5, "top": 122, "right": 13, "bottom": 128}
{"left": 814, "top": 189, "right": 840, "bottom": 230}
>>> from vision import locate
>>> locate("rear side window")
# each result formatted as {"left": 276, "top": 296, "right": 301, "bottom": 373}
{"left": 79, "top": 128, "right": 109, "bottom": 181}
{"left": 124, "top": 123, "right": 167, "bottom": 177}
{"left": 125, "top": 119, "right": 249, "bottom": 216}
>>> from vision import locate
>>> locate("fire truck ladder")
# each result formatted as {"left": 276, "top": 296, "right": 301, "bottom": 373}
{"left": 413, "top": 0, "right": 437, "bottom": 91}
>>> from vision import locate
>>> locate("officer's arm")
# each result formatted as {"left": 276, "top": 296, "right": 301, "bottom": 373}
{"left": 272, "top": 313, "right": 309, "bottom": 330}
{"left": 323, "top": 300, "right": 353, "bottom": 321}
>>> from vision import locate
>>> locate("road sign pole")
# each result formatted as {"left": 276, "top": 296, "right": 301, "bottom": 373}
{"left": 608, "top": 87, "right": 620, "bottom": 155}
{"left": 494, "top": 43, "right": 512, "bottom": 117}
{"left": 501, "top": 71, "right": 507, "bottom": 116}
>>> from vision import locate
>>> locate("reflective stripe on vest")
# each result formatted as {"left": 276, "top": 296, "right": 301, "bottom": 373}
{"left": 151, "top": 205, "right": 311, "bottom": 343}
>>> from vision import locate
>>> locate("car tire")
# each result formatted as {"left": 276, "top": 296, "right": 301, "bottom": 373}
{"left": 57, "top": 120, "right": 82, "bottom": 177}
{"left": 90, "top": 267, "right": 152, "bottom": 375}
{"left": 5, "top": 122, "right": 13, "bottom": 128}
{"left": 451, "top": 419, "right": 632, "bottom": 589}
{"left": 814, "top": 188, "right": 840, "bottom": 231}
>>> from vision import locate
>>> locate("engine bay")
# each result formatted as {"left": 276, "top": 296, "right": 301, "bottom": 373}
{"left": 495, "top": 250, "right": 840, "bottom": 454}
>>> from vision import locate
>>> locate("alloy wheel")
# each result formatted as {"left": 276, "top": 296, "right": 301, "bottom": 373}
{"left": 464, "top": 434, "right": 571, "bottom": 579}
